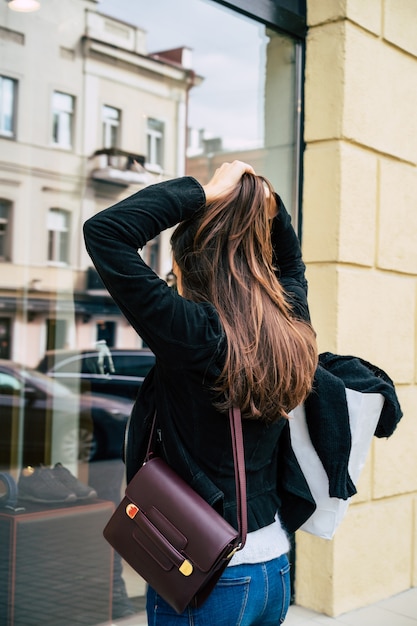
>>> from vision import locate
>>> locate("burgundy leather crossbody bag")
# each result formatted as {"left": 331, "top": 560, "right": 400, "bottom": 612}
{"left": 103, "top": 407, "right": 247, "bottom": 614}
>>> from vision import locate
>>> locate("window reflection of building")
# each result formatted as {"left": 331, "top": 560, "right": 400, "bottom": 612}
{"left": 46, "top": 318, "right": 67, "bottom": 351}
{"left": 47, "top": 208, "right": 70, "bottom": 265}
{"left": 0, "top": 317, "right": 11, "bottom": 359}
{"left": 0, "top": 199, "right": 11, "bottom": 261}
{"left": 96, "top": 320, "right": 116, "bottom": 347}
{"left": 146, "top": 117, "right": 164, "bottom": 171}
{"left": 0, "top": 75, "right": 17, "bottom": 138}
{"left": 0, "top": 5, "right": 199, "bottom": 369}
{"left": 102, "top": 105, "right": 120, "bottom": 148}
{"left": 51, "top": 91, "right": 74, "bottom": 149}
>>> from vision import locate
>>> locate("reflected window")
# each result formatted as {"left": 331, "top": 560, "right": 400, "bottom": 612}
{"left": 146, "top": 118, "right": 164, "bottom": 171}
{"left": 52, "top": 91, "right": 74, "bottom": 148}
{"left": 96, "top": 320, "right": 115, "bottom": 347}
{"left": 0, "top": 199, "right": 12, "bottom": 261}
{"left": 0, "top": 76, "right": 17, "bottom": 138}
{"left": 47, "top": 208, "right": 70, "bottom": 265}
{"left": 0, "top": 318, "right": 11, "bottom": 359}
{"left": 46, "top": 318, "right": 67, "bottom": 350}
{"left": 102, "top": 105, "right": 121, "bottom": 148}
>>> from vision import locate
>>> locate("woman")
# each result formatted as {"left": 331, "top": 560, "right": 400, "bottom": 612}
{"left": 84, "top": 160, "right": 318, "bottom": 625}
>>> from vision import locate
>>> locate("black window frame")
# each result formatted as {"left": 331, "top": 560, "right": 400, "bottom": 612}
{"left": 213, "top": 0, "right": 307, "bottom": 39}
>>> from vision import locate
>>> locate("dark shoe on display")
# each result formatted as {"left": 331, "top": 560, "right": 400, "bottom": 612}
{"left": 18, "top": 466, "right": 77, "bottom": 504}
{"left": 52, "top": 463, "right": 97, "bottom": 500}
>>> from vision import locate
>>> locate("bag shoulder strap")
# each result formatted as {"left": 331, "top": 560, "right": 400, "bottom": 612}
{"left": 229, "top": 407, "right": 247, "bottom": 548}
{"left": 146, "top": 407, "right": 247, "bottom": 549}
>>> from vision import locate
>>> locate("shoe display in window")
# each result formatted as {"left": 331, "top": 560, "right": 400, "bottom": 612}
{"left": 18, "top": 466, "right": 77, "bottom": 504}
{"left": 52, "top": 463, "right": 97, "bottom": 500}
{"left": 18, "top": 464, "right": 97, "bottom": 504}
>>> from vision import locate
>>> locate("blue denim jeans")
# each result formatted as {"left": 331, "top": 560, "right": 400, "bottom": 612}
{"left": 146, "top": 553, "right": 291, "bottom": 626}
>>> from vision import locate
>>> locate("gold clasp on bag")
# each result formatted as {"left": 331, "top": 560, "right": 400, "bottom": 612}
{"left": 126, "top": 503, "right": 139, "bottom": 519}
{"left": 179, "top": 559, "right": 193, "bottom": 576}
{"left": 226, "top": 544, "right": 241, "bottom": 560}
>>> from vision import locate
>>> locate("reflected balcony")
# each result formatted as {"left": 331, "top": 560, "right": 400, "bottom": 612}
{"left": 90, "top": 148, "right": 154, "bottom": 187}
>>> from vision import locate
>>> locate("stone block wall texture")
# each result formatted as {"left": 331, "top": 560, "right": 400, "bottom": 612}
{"left": 298, "top": 0, "right": 417, "bottom": 616}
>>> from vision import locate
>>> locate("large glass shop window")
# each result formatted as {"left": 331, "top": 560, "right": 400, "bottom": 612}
{"left": 0, "top": 0, "right": 300, "bottom": 623}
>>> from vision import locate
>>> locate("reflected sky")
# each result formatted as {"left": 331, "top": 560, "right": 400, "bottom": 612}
{"left": 98, "top": 0, "right": 267, "bottom": 150}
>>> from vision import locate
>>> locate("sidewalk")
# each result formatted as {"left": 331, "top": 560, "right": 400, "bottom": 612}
{"left": 109, "top": 586, "right": 417, "bottom": 625}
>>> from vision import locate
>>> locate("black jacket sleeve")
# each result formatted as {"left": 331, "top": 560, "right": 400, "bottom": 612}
{"left": 270, "top": 195, "right": 311, "bottom": 322}
{"left": 83, "top": 177, "right": 223, "bottom": 361}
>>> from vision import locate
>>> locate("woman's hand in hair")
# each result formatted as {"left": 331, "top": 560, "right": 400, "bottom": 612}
{"left": 202, "top": 160, "right": 255, "bottom": 203}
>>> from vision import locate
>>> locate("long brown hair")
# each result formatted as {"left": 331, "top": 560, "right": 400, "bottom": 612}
{"left": 171, "top": 173, "right": 317, "bottom": 421}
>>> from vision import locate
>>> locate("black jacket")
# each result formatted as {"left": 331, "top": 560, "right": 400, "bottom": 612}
{"left": 277, "top": 352, "right": 403, "bottom": 533}
{"left": 84, "top": 176, "right": 310, "bottom": 532}
{"left": 83, "top": 177, "right": 403, "bottom": 535}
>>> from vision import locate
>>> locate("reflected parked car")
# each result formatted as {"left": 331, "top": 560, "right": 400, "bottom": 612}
{"left": 37, "top": 347, "right": 155, "bottom": 401}
{"left": 0, "top": 359, "right": 133, "bottom": 468}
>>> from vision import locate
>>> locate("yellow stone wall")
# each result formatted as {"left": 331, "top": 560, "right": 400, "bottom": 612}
{"left": 297, "top": 0, "right": 417, "bottom": 615}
